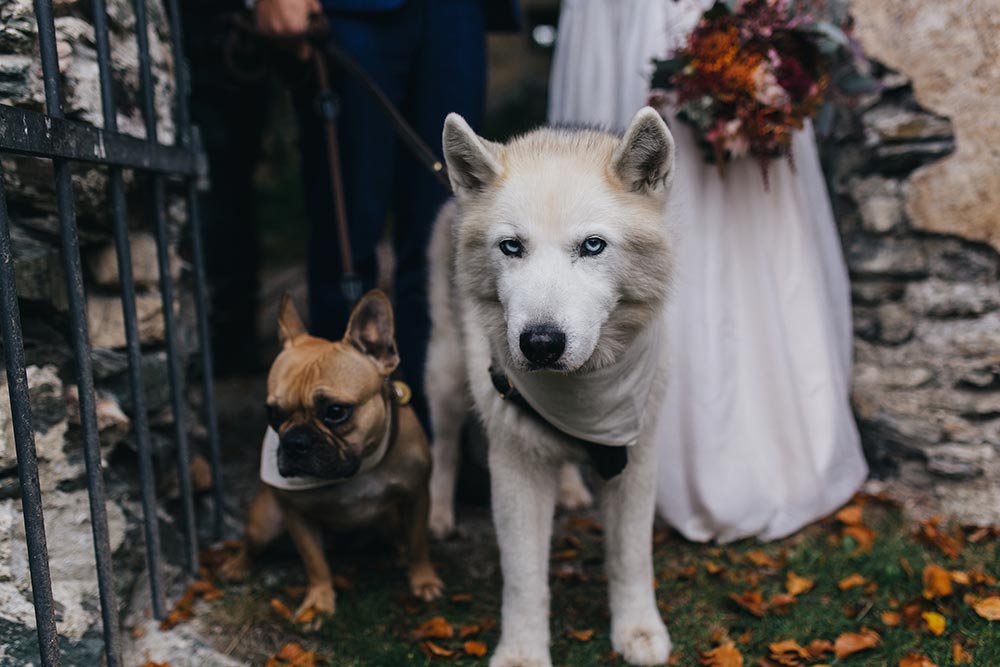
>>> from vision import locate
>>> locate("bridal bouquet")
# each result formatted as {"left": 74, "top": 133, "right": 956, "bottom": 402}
{"left": 649, "top": 0, "right": 874, "bottom": 181}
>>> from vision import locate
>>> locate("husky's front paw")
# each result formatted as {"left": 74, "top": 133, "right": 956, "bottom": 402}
{"left": 489, "top": 642, "right": 552, "bottom": 667}
{"left": 557, "top": 465, "right": 594, "bottom": 510}
{"left": 611, "top": 618, "right": 671, "bottom": 666}
{"left": 429, "top": 502, "right": 455, "bottom": 539}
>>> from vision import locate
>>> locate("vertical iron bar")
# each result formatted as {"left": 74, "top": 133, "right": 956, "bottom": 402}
{"left": 165, "top": 0, "right": 226, "bottom": 539}
{"left": 91, "top": 0, "right": 166, "bottom": 618}
{"left": 0, "top": 168, "right": 61, "bottom": 667}
{"left": 32, "top": 1, "right": 123, "bottom": 665}
{"left": 132, "top": 0, "right": 199, "bottom": 572}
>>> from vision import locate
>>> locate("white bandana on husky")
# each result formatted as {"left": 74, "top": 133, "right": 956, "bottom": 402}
{"left": 259, "top": 412, "right": 392, "bottom": 491}
{"left": 505, "top": 320, "right": 661, "bottom": 448}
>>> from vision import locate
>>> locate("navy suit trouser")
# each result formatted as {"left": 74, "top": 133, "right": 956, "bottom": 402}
{"left": 295, "top": 0, "right": 486, "bottom": 431}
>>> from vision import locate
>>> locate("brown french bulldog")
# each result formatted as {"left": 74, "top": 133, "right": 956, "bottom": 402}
{"left": 220, "top": 290, "right": 443, "bottom": 625}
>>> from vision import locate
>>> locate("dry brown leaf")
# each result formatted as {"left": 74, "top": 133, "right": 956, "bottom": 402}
{"left": 275, "top": 643, "right": 308, "bottom": 661}
{"left": 921, "top": 611, "right": 946, "bottom": 636}
{"left": 700, "top": 640, "right": 744, "bottom": 667}
{"left": 833, "top": 629, "right": 879, "bottom": 659}
{"left": 881, "top": 611, "right": 902, "bottom": 627}
{"left": 806, "top": 639, "right": 833, "bottom": 659}
{"left": 785, "top": 571, "right": 814, "bottom": 596}
{"left": 270, "top": 598, "right": 294, "bottom": 622}
{"left": 842, "top": 524, "right": 876, "bottom": 553}
{"left": 835, "top": 504, "right": 864, "bottom": 525}
{"left": 898, "top": 653, "right": 938, "bottom": 667}
{"left": 837, "top": 573, "right": 868, "bottom": 591}
{"left": 768, "top": 593, "right": 797, "bottom": 614}
{"left": 137, "top": 662, "right": 170, "bottom": 667}
{"left": 411, "top": 616, "right": 455, "bottom": 640}
{"left": 463, "top": 640, "right": 487, "bottom": 657}
{"left": 972, "top": 595, "right": 1000, "bottom": 620}
{"left": 130, "top": 626, "right": 147, "bottom": 639}
{"left": 950, "top": 570, "right": 971, "bottom": 586}
{"left": 922, "top": 564, "right": 954, "bottom": 599}
{"left": 552, "top": 549, "right": 579, "bottom": 561}
{"left": 729, "top": 590, "right": 767, "bottom": 617}
{"left": 745, "top": 550, "right": 781, "bottom": 569}
{"left": 768, "top": 639, "right": 809, "bottom": 665}
{"left": 420, "top": 641, "right": 455, "bottom": 658}
{"left": 458, "top": 624, "right": 480, "bottom": 639}
{"left": 450, "top": 593, "right": 473, "bottom": 604}
{"left": 705, "top": 561, "right": 725, "bottom": 575}
{"left": 293, "top": 606, "right": 317, "bottom": 625}
{"left": 565, "top": 516, "right": 604, "bottom": 534}
{"left": 952, "top": 641, "right": 973, "bottom": 664}
{"left": 568, "top": 629, "right": 595, "bottom": 642}
{"left": 917, "top": 516, "right": 964, "bottom": 559}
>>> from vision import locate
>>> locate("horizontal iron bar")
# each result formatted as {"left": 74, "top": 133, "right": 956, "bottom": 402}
{"left": 0, "top": 105, "right": 197, "bottom": 175}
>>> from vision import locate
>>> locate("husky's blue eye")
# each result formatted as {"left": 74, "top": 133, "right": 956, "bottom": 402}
{"left": 580, "top": 236, "right": 607, "bottom": 256}
{"left": 499, "top": 238, "right": 523, "bottom": 257}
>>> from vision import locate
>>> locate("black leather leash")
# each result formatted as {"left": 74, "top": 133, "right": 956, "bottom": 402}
{"left": 489, "top": 366, "right": 629, "bottom": 480}
{"left": 221, "top": 13, "right": 452, "bottom": 305}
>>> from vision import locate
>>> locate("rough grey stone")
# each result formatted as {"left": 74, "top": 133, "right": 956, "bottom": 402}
{"left": 86, "top": 233, "right": 181, "bottom": 289}
{"left": 855, "top": 363, "right": 934, "bottom": 389}
{"left": 926, "top": 443, "right": 993, "bottom": 480}
{"left": 956, "top": 365, "right": 1000, "bottom": 391}
{"left": 925, "top": 238, "right": 1000, "bottom": 283}
{"left": 86, "top": 292, "right": 171, "bottom": 349}
{"left": 848, "top": 176, "right": 904, "bottom": 233}
{"left": 847, "top": 237, "right": 928, "bottom": 278}
{"left": 906, "top": 279, "right": 1000, "bottom": 318}
{"left": 870, "top": 140, "right": 955, "bottom": 175}
{"left": 851, "top": 280, "right": 906, "bottom": 305}
{"left": 863, "top": 105, "right": 953, "bottom": 143}
{"left": 877, "top": 302, "right": 915, "bottom": 344}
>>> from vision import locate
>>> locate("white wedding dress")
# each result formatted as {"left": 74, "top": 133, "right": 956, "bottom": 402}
{"left": 549, "top": 0, "right": 868, "bottom": 542}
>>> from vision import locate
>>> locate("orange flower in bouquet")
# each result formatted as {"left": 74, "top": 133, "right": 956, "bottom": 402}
{"left": 650, "top": 0, "right": 874, "bottom": 185}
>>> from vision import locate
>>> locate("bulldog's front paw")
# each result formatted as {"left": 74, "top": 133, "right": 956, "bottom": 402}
{"left": 409, "top": 563, "right": 445, "bottom": 601}
{"left": 295, "top": 583, "right": 336, "bottom": 632}
{"left": 611, "top": 618, "right": 671, "bottom": 666}
{"left": 489, "top": 642, "right": 552, "bottom": 667}
{"left": 428, "top": 502, "right": 455, "bottom": 540}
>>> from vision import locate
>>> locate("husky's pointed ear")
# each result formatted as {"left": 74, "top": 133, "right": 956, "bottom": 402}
{"left": 345, "top": 290, "right": 399, "bottom": 375}
{"left": 612, "top": 107, "right": 675, "bottom": 195}
{"left": 442, "top": 113, "right": 502, "bottom": 196}
{"left": 278, "top": 292, "right": 308, "bottom": 348}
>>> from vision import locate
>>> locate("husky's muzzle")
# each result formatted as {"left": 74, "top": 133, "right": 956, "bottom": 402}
{"left": 519, "top": 323, "right": 567, "bottom": 368}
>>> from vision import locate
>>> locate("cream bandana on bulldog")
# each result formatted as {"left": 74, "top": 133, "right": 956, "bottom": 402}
{"left": 503, "top": 318, "right": 661, "bottom": 448}
{"left": 259, "top": 409, "right": 393, "bottom": 491}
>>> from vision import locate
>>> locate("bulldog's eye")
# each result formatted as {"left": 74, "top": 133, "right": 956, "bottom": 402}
{"left": 580, "top": 236, "right": 607, "bottom": 257}
{"left": 499, "top": 238, "right": 523, "bottom": 257}
{"left": 323, "top": 403, "right": 353, "bottom": 427}
{"left": 266, "top": 404, "right": 286, "bottom": 430}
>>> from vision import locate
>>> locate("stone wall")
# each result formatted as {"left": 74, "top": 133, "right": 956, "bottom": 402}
{"left": 821, "top": 2, "right": 1000, "bottom": 524}
{"left": 0, "top": 1, "right": 203, "bottom": 665}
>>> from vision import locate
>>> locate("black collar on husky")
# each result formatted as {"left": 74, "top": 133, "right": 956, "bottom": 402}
{"left": 489, "top": 366, "right": 628, "bottom": 480}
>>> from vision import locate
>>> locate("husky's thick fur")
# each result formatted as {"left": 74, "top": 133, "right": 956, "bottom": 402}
{"left": 426, "top": 108, "right": 676, "bottom": 667}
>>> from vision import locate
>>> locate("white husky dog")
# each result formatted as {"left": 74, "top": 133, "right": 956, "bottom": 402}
{"left": 425, "top": 107, "right": 676, "bottom": 667}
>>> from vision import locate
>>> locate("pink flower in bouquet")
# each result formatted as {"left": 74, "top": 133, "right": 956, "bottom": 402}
{"left": 753, "top": 65, "right": 788, "bottom": 107}
{"left": 707, "top": 118, "right": 750, "bottom": 157}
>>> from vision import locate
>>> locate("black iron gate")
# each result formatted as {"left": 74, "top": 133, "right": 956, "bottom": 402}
{"left": 0, "top": 1, "right": 222, "bottom": 665}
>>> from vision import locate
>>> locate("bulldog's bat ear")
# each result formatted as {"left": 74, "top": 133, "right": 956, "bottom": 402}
{"left": 442, "top": 113, "right": 502, "bottom": 196}
{"left": 612, "top": 107, "right": 675, "bottom": 196}
{"left": 278, "top": 292, "right": 308, "bottom": 347}
{"left": 345, "top": 290, "right": 399, "bottom": 375}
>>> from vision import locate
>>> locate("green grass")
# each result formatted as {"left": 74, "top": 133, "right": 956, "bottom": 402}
{"left": 213, "top": 500, "right": 1000, "bottom": 666}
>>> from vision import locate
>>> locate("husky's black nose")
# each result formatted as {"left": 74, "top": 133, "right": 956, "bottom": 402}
{"left": 520, "top": 324, "right": 566, "bottom": 367}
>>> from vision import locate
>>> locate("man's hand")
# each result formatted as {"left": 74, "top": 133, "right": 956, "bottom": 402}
{"left": 254, "top": 0, "right": 322, "bottom": 59}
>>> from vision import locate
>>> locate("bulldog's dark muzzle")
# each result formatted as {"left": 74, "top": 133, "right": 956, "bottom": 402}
{"left": 277, "top": 425, "right": 361, "bottom": 479}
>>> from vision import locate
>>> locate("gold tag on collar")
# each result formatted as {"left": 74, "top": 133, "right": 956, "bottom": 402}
{"left": 393, "top": 380, "right": 412, "bottom": 406}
